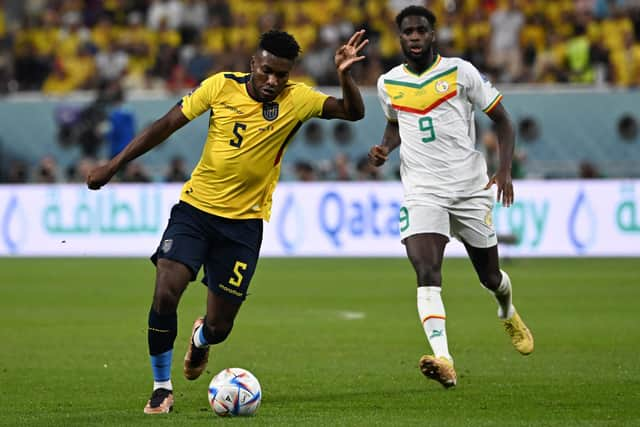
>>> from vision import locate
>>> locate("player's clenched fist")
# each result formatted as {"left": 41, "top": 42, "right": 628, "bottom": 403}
{"left": 368, "top": 145, "right": 389, "bottom": 167}
{"left": 86, "top": 164, "right": 116, "bottom": 190}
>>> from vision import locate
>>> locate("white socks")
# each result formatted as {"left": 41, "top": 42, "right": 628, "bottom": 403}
{"left": 417, "top": 286, "right": 452, "bottom": 363}
{"left": 193, "top": 324, "right": 209, "bottom": 348}
{"left": 153, "top": 380, "right": 173, "bottom": 391}
{"left": 491, "top": 270, "right": 515, "bottom": 320}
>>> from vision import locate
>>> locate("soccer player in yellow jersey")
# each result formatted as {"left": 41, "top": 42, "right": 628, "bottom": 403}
{"left": 368, "top": 6, "right": 533, "bottom": 389}
{"left": 87, "top": 29, "right": 368, "bottom": 414}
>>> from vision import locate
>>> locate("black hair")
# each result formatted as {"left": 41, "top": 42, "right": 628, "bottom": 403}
{"left": 395, "top": 5, "right": 436, "bottom": 29}
{"left": 258, "top": 30, "right": 301, "bottom": 60}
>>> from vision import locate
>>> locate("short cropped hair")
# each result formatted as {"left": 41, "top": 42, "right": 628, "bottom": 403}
{"left": 395, "top": 5, "right": 437, "bottom": 29}
{"left": 258, "top": 30, "right": 301, "bottom": 60}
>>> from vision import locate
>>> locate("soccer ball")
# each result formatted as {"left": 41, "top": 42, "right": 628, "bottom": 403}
{"left": 207, "top": 368, "right": 262, "bottom": 417}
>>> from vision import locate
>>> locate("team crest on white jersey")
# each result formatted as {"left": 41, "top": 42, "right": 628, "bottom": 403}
{"left": 435, "top": 80, "right": 449, "bottom": 93}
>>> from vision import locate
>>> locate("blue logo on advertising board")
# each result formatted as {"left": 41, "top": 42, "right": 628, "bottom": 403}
{"left": 275, "top": 188, "right": 402, "bottom": 254}
{"left": 567, "top": 190, "right": 596, "bottom": 253}
{"left": 1, "top": 195, "right": 26, "bottom": 254}
{"left": 276, "top": 193, "right": 305, "bottom": 253}
{"left": 318, "top": 191, "right": 400, "bottom": 247}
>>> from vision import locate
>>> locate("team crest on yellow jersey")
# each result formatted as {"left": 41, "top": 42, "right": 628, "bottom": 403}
{"left": 263, "top": 102, "right": 279, "bottom": 121}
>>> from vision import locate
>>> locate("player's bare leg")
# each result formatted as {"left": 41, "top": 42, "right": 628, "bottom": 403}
{"left": 184, "top": 290, "right": 241, "bottom": 380}
{"left": 465, "top": 243, "right": 534, "bottom": 355}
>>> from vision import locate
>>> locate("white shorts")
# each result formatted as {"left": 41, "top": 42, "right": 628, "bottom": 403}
{"left": 399, "top": 188, "right": 497, "bottom": 248}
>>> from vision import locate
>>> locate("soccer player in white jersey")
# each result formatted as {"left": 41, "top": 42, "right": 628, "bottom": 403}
{"left": 368, "top": 5, "right": 534, "bottom": 388}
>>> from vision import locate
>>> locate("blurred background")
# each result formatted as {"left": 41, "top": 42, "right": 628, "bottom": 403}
{"left": 0, "top": 0, "right": 638, "bottom": 257}
{"left": 2, "top": 4, "right": 638, "bottom": 422}
{"left": 0, "top": 0, "right": 638, "bottom": 183}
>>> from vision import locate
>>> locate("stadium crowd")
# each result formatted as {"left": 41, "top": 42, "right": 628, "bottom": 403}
{"left": 1, "top": 0, "right": 639, "bottom": 94}
{"left": 0, "top": 0, "right": 638, "bottom": 183}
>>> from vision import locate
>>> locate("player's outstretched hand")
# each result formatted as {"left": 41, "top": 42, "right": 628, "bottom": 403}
{"left": 368, "top": 145, "right": 389, "bottom": 167}
{"left": 335, "top": 30, "right": 369, "bottom": 73}
{"left": 86, "top": 163, "right": 117, "bottom": 190}
{"left": 485, "top": 169, "right": 514, "bottom": 207}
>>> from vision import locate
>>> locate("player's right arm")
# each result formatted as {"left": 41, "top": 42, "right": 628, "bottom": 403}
{"left": 86, "top": 105, "right": 189, "bottom": 190}
{"left": 369, "top": 120, "right": 400, "bottom": 167}
{"left": 87, "top": 74, "right": 220, "bottom": 190}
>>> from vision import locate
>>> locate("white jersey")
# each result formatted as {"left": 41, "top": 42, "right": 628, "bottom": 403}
{"left": 378, "top": 55, "right": 503, "bottom": 200}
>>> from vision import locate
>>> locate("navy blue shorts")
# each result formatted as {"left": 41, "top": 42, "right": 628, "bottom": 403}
{"left": 151, "top": 201, "right": 263, "bottom": 303}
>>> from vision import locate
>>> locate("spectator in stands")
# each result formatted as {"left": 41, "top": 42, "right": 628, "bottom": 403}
{"left": 42, "top": 57, "right": 76, "bottom": 95}
{"left": 95, "top": 38, "right": 129, "bottom": 83}
{"left": 147, "top": 0, "right": 183, "bottom": 31}
{"left": 0, "top": 0, "right": 5, "bottom": 39}
{"left": 610, "top": 32, "right": 640, "bottom": 86}
{"left": 533, "top": 29, "right": 569, "bottom": 82}
{"left": 66, "top": 157, "right": 97, "bottom": 182}
{"left": 43, "top": 43, "right": 96, "bottom": 95}
{"left": 436, "top": 10, "right": 462, "bottom": 57}
{"left": 488, "top": 0, "right": 524, "bottom": 82}
{"left": 519, "top": 12, "right": 547, "bottom": 82}
{"left": 566, "top": 23, "right": 595, "bottom": 83}
{"left": 294, "top": 161, "right": 317, "bottom": 182}
{"left": 301, "top": 37, "right": 336, "bottom": 85}
{"left": 4, "top": 0, "right": 640, "bottom": 91}
{"left": 91, "top": 14, "right": 116, "bottom": 52}
{"left": 356, "top": 155, "right": 381, "bottom": 180}
{"left": 0, "top": 35, "right": 12, "bottom": 94}
{"left": 288, "top": 10, "right": 317, "bottom": 54}
{"left": 33, "top": 155, "right": 59, "bottom": 183}
{"left": 146, "top": 18, "right": 181, "bottom": 89}
{"left": 579, "top": 161, "right": 602, "bottom": 178}
{"left": 179, "top": 0, "right": 208, "bottom": 45}
{"left": 463, "top": 33, "right": 492, "bottom": 80}
{"left": 13, "top": 39, "right": 51, "bottom": 91}
{"left": 333, "top": 121, "right": 354, "bottom": 146}
{"left": 119, "top": 12, "right": 155, "bottom": 89}
{"left": 182, "top": 37, "right": 215, "bottom": 83}
{"left": 105, "top": 83, "right": 136, "bottom": 158}
{"left": 5, "top": 160, "right": 29, "bottom": 183}
{"left": 56, "top": 11, "right": 87, "bottom": 60}
{"left": 121, "top": 162, "right": 152, "bottom": 182}
{"left": 164, "top": 156, "right": 189, "bottom": 182}
{"left": 207, "top": 0, "right": 232, "bottom": 27}
{"left": 333, "top": 153, "right": 354, "bottom": 181}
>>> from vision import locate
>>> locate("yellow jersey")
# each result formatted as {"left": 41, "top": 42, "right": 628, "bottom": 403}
{"left": 179, "top": 72, "right": 328, "bottom": 221}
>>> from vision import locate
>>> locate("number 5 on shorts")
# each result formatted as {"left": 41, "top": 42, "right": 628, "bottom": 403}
{"left": 229, "top": 261, "right": 248, "bottom": 287}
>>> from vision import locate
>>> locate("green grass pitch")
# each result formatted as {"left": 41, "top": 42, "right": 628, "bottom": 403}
{"left": 1, "top": 257, "right": 639, "bottom": 426}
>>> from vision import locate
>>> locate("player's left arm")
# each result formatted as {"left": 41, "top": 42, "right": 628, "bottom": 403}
{"left": 485, "top": 102, "right": 515, "bottom": 207}
{"left": 321, "top": 30, "right": 368, "bottom": 121}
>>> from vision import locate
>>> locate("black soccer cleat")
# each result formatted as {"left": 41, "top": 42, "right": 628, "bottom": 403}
{"left": 143, "top": 388, "right": 174, "bottom": 414}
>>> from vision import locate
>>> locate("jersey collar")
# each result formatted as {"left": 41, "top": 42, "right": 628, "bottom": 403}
{"left": 403, "top": 54, "right": 442, "bottom": 78}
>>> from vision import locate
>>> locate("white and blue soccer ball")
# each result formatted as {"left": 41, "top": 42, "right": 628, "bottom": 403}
{"left": 208, "top": 368, "right": 262, "bottom": 417}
